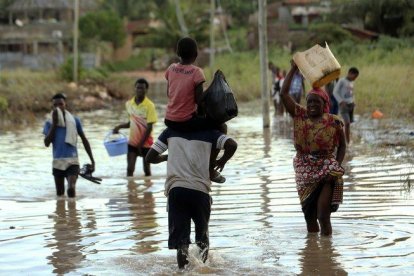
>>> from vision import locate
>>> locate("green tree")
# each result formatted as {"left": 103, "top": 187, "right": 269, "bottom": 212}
{"left": 101, "top": 0, "right": 156, "bottom": 20}
{"left": 399, "top": 8, "right": 414, "bottom": 37}
{"left": 79, "top": 11, "right": 126, "bottom": 48}
{"left": 0, "top": 0, "right": 13, "bottom": 20}
{"left": 0, "top": 0, "right": 13, "bottom": 10}
{"left": 136, "top": 0, "right": 209, "bottom": 51}
{"left": 219, "top": 0, "right": 257, "bottom": 27}
{"left": 59, "top": 56, "right": 85, "bottom": 82}
{"left": 308, "top": 23, "right": 354, "bottom": 45}
{"left": 330, "top": 0, "right": 413, "bottom": 37}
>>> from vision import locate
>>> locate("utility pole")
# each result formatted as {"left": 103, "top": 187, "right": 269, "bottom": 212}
{"left": 73, "top": 0, "right": 79, "bottom": 84}
{"left": 174, "top": 0, "right": 189, "bottom": 36}
{"left": 258, "top": 0, "right": 270, "bottom": 128}
{"left": 209, "top": 0, "right": 215, "bottom": 74}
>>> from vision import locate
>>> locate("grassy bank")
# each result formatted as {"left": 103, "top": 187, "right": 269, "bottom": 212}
{"left": 0, "top": 70, "right": 134, "bottom": 129}
{"left": 1, "top": 39, "right": 413, "bottom": 130}
{"left": 0, "top": 70, "right": 64, "bottom": 128}
{"left": 208, "top": 41, "right": 414, "bottom": 118}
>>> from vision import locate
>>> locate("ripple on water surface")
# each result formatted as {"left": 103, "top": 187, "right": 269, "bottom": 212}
{"left": 0, "top": 110, "right": 413, "bottom": 275}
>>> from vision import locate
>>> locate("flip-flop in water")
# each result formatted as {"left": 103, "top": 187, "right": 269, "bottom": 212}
{"left": 80, "top": 174, "right": 102, "bottom": 184}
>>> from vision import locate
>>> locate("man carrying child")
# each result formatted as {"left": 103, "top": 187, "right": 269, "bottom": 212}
{"left": 146, "top": 127, "right": 237, "bottom": 269}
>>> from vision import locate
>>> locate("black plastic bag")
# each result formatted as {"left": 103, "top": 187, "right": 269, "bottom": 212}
{"left": 203, "top": 70, "right": 238, "bottom": 123}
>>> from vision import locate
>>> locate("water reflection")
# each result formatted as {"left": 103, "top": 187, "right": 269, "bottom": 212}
{"left": 263, "top": 128, "right": 271, "bottom": 158}
{"left": 1, "top": 108, "right": 414, "bottom": 275}
{"left": 299, "top": 235, "right": 347, "bottom": 276}
{"left": 127, "top": 179, "right": 160, "bottom": 253}
{"left": 259, "top": 128, "right": 272, "bottom": 228}
{"left": 272, "top": 115, "right": 293, "bottom": 140}
{"left": 342, "top": 148, "right": 356, "bottom": 193}
{"left": 47, "top": 200, "right": 85, "bottom": 275}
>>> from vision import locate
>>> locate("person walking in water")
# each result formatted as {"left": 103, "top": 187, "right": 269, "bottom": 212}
{"left": 289, "top": 61, "right": 305, "bottom": 104}
{"left": 333, "top": 67, "right": 359, "bottom": 144}
{"left": 43, "top": 93, "right": 95, "bottom": 198}
{"left": 281, "top": 61, "right": 346, "bottom": 236}
{"left": 113, "top": 78, "right": 158, "bottom": 177}
{"left": 268, "top": 61, "right": 285, "bottom": 115}
{"left": 325, "top": 78, "right": 339, "bottom": 115}
{"left": 146, "top": 127, "right": 237, "bottom": 269}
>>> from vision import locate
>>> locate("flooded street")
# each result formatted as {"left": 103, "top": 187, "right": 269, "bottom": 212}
{"left": 1, "top": 104, "right": 413, "bottom": 275}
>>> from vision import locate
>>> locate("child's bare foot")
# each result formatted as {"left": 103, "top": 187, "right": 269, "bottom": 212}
{"left": 210, "top": 170, "right": 226, "bottom": 183}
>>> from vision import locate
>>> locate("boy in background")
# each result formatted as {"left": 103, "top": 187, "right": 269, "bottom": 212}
{"left": 113, "top": 78, "right": 157, "bottom": 176}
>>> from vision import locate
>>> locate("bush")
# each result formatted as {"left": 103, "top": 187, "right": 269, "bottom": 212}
{"left": 204, "top": 51, "right": 259, "bottom": 101}
{"left": 0, "top": 96, "right": 8, "bottom": 112}
{"left": 330, "top": 37, "right": 414, "bottom": 65}
{"left": 79, "top": 11, "right": 126, "bottom": 48}
{"left": 104, "top": 48, "right": 157, "bottom": 72}
{"left": 376, "top": 35, "right": 413, "bottom": 51}
{"left": 207, "top": 41, "right": 414, "bottom": 117}
{"left": 308, "top": 23, "right": 355, "bottom": 45}
{"left": 228, "top": 27, "right": 249, "bottom": 51}
{"left": 83, "top": 67, "right": 109, "bottom": 81}
{"left": 59, "top": 56, "right": 85, "bottom": 82}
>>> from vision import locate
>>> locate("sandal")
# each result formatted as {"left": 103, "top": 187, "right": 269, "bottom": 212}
{"left": 210, "top": 170, "right": 226, "bottom": 183}
{"left": 79, "top": 164, "right": 102, "bottom": 184}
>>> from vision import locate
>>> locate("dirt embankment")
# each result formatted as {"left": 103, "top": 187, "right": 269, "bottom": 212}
{"left": 118, "top": 70, "right": 166, "bottom": 83}
{"left": 70, "top": 70, "right": 166, "bottom": 110}
{"left": 0, "top": 70, "right": 166, "bottom": 130}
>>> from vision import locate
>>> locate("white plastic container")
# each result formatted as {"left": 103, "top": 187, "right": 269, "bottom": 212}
{"left": 293, "top": 42, "right": 341, "bottom": 88}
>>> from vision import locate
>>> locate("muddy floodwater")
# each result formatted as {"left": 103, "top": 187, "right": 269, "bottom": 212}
{"left": 1, "top": 104, "right": 413, "bottom": 275}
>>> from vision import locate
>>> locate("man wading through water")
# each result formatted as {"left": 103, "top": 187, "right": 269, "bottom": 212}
{"left": 43, "top": 93, "right": 95, "bottom": 198}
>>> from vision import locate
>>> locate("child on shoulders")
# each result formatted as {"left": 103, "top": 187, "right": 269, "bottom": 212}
{"left": 164, "top": 37, "right": 228, "bottom": 183}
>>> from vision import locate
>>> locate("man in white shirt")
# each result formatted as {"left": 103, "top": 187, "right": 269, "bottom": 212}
{"left": 333, "top": 67, "right": 359, "bottom": 144}
{"left": 145, "top": 128, "right": 237, "bottom": 269}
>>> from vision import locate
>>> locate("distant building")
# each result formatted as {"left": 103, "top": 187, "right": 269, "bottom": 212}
{"left": 341, "top": 24, "right": 379, "bottom": 41}
{"left": 283, "top": 0, "right": 329, "bottom": 26}
{"left": 248, "top": 0, "right": 331, "bottom": 49}
{"left": 0, "top": 0, "right": 97, "bottom": 70}
{"left": 113, "top": 19, "right": 157, "bottom": 62}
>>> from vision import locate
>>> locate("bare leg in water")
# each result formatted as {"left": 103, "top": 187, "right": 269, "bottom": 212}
{"left": 54, "top": 176, "right": 65, "bottom": 196}
{"left": 142, "top": 152, "right": 151, "bottom": 176}
{"left": 66, "top": 174, "right": 78, "bottom": 198}
{"left": 344, "top": 122, "right": 351, "bottom": 144}
{"left": 317, "top": 181, "right": 334, "bottom": 236}
{"left": 127, "top": 151, "right": 137, "bottom": 177}
{"left": 304, "top": 179, "right": 334, "bottom": 235}
{"left": 304, "top": 202, "right": 319, "bottom": 233}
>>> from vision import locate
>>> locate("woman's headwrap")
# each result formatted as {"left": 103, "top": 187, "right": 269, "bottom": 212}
{"left": 307, "top": 88, "right": 330, "bottom": 113}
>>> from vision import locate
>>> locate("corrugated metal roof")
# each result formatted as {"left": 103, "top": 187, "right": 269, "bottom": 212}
{"left": 283, "top": 0, "right": 320, "bottom": 5}
{"left": 7, "top": 0, "right": 98, "bottom": 11}
{"left": 7, "top": 0, "right": 71, "bottom": 11}
{"left": 342, "top": 24, "right": 380, "bottom": 40}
